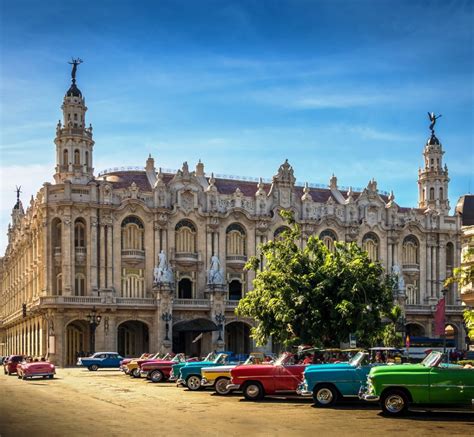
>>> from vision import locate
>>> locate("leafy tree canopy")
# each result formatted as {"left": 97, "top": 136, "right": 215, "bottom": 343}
{"left": 237, "top": 210, "right": 396, "bottom": 348}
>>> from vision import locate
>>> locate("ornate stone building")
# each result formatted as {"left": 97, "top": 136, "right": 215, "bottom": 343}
{"left": 0, "top": 66, "right": 466, "bottom": 365}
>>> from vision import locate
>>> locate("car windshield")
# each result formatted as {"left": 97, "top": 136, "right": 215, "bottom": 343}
{"left": 274, "top": 353, "right": 293, "bottom": 366}
{"left": 349, "top": 351, "right": 368, "bottom": 367}
{"left": 204, "top": 352, "right": 217, "bottom": 362}
{"left": 422, "top": 351, "right": 442, "bottom": 367}
{"left": 213, "top": 354, "right": 228, "bottom": 364}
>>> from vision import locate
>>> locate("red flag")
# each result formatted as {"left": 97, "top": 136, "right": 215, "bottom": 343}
{"left": 434, "top": 297, "right": 446, "bottom": 336}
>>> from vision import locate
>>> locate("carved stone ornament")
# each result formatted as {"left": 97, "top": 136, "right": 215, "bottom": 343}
{"left": 180, "top": 191, "right": 194, "bottom": 213}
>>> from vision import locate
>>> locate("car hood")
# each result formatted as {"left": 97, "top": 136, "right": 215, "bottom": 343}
{"left": 305, "top": 362, "right": 354, "bottom": 373}
{"left": 202, "top": 365, "right": 235, "bottom": 373}
{"left": 183, "top": 360, "right": 214, "bottom": 368}
{"left": 369, "top": 364, "right": 424, "bottom": 376}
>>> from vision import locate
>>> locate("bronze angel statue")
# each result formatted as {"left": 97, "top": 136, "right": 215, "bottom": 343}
{"left": 428, "top": 112, "right": 442, "bottom": 134}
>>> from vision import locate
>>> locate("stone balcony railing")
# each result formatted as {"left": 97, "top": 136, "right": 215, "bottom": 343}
{"left": 54, "top": 247, "right": 62, "bottom": 257}
{"left": 226, "top": 255, "right": 247, "bottom": 267}
{"left": 121, "top": 249, "right": 145, "bottom": 262}
{"left": 225, "top": 300, "right": 240, "bottom": 309}
{"left": 75, "top": 247, "right": 87, "bottom": 264}
{"left": 174, "top": 252, "right": 199, "bottom": 264}
{"left": 405, "top": 303, "right": 465, "bottom": 314}
{"left": 402, "top": 263, "right": 420, "bottom": 272}
{"left": 173, "top": 298, "right": 211, "bottom": 308}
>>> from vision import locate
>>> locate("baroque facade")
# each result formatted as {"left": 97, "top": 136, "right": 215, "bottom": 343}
{"left": 0, "top": 67, "right": 466, "bottom": 365}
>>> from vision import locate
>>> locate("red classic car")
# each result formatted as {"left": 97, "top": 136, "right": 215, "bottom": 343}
{"left": 17, "top": 360, "right": 56, "bottom": 380}
{"left": 3, "top": 355, "right": 25, "bottom": 375}
{"left": 228, "top": 352, "right": 307, "bottom": 400}
{"left": 140, "top": 354, "right": 199, "bottom": 383}
{"left": 119, "top": 353, "right": 154, "bottom": 373}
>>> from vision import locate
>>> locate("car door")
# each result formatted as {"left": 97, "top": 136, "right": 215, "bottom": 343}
{"left": 429, "top": 365, "right": 474, "bottom": 405}
{"left": 275, "top": 364, "right": 306, "bottom": 392}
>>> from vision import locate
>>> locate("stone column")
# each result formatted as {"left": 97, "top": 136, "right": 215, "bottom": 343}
{"left": 89, "top": 213, "right": 99, "bottom": 294}
{"left": 154, "top": 284, "right": 174, "bottom": 353}
{"left": 208, "top": 285, "right": 226, "bottom": 351}
{"left": 99, "top": 224, "right": 106, "bottom": 290}
{"left": 106, "top": 225, "right": 114, "bottom": 289}
{"left": 426, "top": 243, "right": 432, "bottom": 298}
{"left": 62, "top": 215, "right": 73, "bottom": 295}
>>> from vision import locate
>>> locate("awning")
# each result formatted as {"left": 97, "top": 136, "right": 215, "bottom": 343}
{"left": 173, "top": 318, "right": 219, "bottom": 332}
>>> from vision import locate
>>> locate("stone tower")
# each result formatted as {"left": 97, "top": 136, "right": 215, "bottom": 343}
{"left": 54, "top": 59, "right": 94, "bottom": 184}
{"left": 418, "top": 114, "right": 449, "bottom": 211}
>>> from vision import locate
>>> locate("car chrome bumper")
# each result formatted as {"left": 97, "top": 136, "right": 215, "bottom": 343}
{"left": 296, "top": 383, "right": 312, "bottom": 397}
{"left": 358, "top": 386, "right": 379, "bottom": 402}
{"left": 226, "top": 383, "right": 240, "bottom": 391}
{"left": 23, "top": 372, "right": 54, "bottom": 377}
{"left": 201, "top": 378, "right": 214, "bottom": 387}
{"left": 176, "top": 378, "right": 186, "bottom": 387}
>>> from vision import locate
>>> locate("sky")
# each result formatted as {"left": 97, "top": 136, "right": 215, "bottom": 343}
{"left": 0, "top": 0, "right": 473, "bottom": 253}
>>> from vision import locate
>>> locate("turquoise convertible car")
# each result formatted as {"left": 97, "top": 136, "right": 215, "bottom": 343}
{"left": 297, "top": 351, "right": 385, "bottom": 407}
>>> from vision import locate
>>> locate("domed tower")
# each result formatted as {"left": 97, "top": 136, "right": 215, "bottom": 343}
{"left": 418, "top": 112, "right": 449, "bottom": 212}
{"left": 54, "top": 58, "right": 94, "bottom": 184}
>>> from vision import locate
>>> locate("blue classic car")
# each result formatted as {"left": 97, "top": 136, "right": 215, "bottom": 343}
{"left": 77, "top": 352, "right": 124, "bottom": 371}
{"left": 177, "top": 352, "right": 246, "bottom": 391}
{"left": 297, "top": 351, "right": 382, "bottom": 406}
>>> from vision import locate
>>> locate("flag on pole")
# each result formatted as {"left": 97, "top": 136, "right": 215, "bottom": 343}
{"left": 192, "top": 332, "right": 203, "bottom": 343}
{"left": 434, "top": 296, "right": 446, "bottom": 336}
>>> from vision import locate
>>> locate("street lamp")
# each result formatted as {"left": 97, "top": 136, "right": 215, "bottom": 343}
{"left": 215, "top": 313, "right": 225, "bottom": 342}
{"left": 86, "top": 307, "right": 102, "bottom": 354}
{"left": 161, "top": 312, "right": 172, "bottom": 341}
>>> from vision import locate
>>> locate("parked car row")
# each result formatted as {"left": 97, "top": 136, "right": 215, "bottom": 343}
{"left": 2, "top": 354, "right": 56, "bottom": 380}
{"left": 74, "top": 347, "right": 474, "bottom": 417}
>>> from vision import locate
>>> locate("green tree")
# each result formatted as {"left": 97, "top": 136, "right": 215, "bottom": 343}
{"left": 237, "top": 211, "right": 395, "bottom": 348}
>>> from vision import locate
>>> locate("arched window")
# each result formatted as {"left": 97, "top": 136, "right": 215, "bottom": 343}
{"left": 121, "top": 268, "right": 145, "bottom": 298}
{"left": 362, "top": 232, "right": 379, "bottom": 261}
{"left": 52, "top": 219, "right": 62, "bottom": 249}
{"left": 429, "top": 187, "right": 435, "bottom": 200}
{"left": 446, "top": 242, "right": 454, "bottom": 269}
{"left": 63, "top": 149, "right": 69, "bottom": 166}
{"left": 74, "top": 149, "right": 80, "bottom": 165}
{"left": 74, "top": 273, "right": 86, "bottom": 296}
{"left": 439, "top": 187, "right": 443, "bottom": 200}
{"left": 226, "top": 223, "right": 246, "bottom": 256}
{"left": 74, "top": 219, "right": 86, "bottom": 248}
{"left": 274, "top": 226, "right": 290, "bottom": 240}
{"left": 121, "top": 216, "right": 145, "bottom": 251}
{"left": 56, "top": 273, "right": 62, "bottom": 296}
{"left": 175, "top": 220, "right": 196, "bottom": 253}
{"left": 402, "top": 235, "right": 419, "bottom": 265}
{"left": 228, "top": 280, "right": 242, "bottom": 301}
{"left": 319, "top": 229, "right": 337, "bottom": 252}
{"left": 178, "top": 278, "right": 193, "bottom": 299}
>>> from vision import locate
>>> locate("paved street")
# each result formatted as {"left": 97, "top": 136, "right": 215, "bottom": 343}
{"left": 0, "top": 368, "right": 472, "bottom": 437}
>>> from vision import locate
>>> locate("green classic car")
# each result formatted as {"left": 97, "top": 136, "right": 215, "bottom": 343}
{"left": 361, "top": 351, "right": 474, "bottom": 416}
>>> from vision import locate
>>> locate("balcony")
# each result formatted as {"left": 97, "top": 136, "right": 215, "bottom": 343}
{"left": 121, "top": 249, "right": 145, "bottom": 264}
{"left": 225, "top": 300, "right": 240, "bottom": 310}
{"left": 402, "top": 263, "right": 419, "bottom": 273}
{"left": 116, "top": 297, "right": 155, "bottom": 307}
{"left": 174, "top": 252, "right": 199, "bottom": 265}
{"left": 226, "top": 255, "right": 247, "bottom": 268}
{"left": 75, "top": 247, "right": 87, "bottom": 264}
{"left": 173, "top": 298, "right": 211, "bottom": 309}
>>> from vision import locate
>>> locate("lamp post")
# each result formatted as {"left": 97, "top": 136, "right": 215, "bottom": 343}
{"left": 161, "top": 312, "right": 172, "bottom": 341}
{"left": 87, "top": 307, "right": 102, "bottom": 354}
{"left": 215, "top": 313, "right": 225, "bottom": 342}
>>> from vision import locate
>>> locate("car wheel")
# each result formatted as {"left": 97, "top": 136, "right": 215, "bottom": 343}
{"left": 150, "top": 370, "right": 164, "bottom": 383}
{"left": 48, "top": 375, "right": 54, "bottom": 379}
{"left": 186, "top": 375, "right": 202, "bottom": 391}
{"left": 215, "top": 377, "right": 232, "bottom": 396}
{"left": 132, "top": 368, "right": 141, "bottom": 378}
{"left": 243, "top": 382, "right": 265, "bottom": 401}
{"left": 89, "top": 364, "right": 99, "bottom": 371}
{"left": 313, "top": 384, "right": 338, "bottom": 407}
{"left": 381, "top": 389, "right": 409, "bottom": 416}
{"left": 22, "top": 374, "right": 27, "bottom": 380}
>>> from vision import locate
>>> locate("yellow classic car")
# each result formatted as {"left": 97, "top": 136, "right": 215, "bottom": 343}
{"left": 201, "top": 352, "right": 269, "bottom": 395}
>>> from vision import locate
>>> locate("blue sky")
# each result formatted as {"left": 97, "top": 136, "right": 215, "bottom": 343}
{"left": 1, "top": 0, "right": 473, "bottom": 252}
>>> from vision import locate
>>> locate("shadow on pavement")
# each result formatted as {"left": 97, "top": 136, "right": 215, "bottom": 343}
{"left": 379, "top": 410, "right": 474, "bottom": 423}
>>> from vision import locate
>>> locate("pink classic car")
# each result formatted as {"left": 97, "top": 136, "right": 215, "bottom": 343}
{"left": 17, "top": 360, "right": 55, "bottom": 380}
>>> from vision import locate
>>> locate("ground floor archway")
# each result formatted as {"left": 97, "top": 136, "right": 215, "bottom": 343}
{"left": 117, "top": 321, "right": 149, "bottom": 357}
{"left": 405, "top": 323, "right": 425, "bottom": 337}
{"left": 172, "top": 318, "right": 217, "bottom": 358}
{"left": 225, "top": 321, "right": 251, "bottom": 354}
{"left": 66, "top": 320, "right": 89, "bottom": 366}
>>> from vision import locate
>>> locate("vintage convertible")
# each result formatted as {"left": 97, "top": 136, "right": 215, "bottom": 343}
{"left": 177, "top": 352, "right": 246, "bottom": 391}
{"left": 77, "top": 352, "right": 124, "bottom": 371}
{"left": 360, "top": 350, "right": 474, "bottom": 416}
{"left": 126, "top": 352, "right": 171, "bottom": 378}
{"left": 120, "top": 353, "right": 154, "bottom": 373}
{"left": 140, "top": 353, "right": 199, "bottom": 382}
{"left": 201, "top": 352, "right": 269, "bottom": 395}
{"left": 297, "top": 350, "right": 386, "bottom": 407}
{"left": 228, "top": 352, "right": 307, "bottom": 400}
{"left": 3, "top": 355, "right": 25, "bottom": 375}
{"left": 169, "top": 352, "right": 217, "bottom": 382}
{"left": 17, "top": 360, "right": 55, "bottom": 380}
